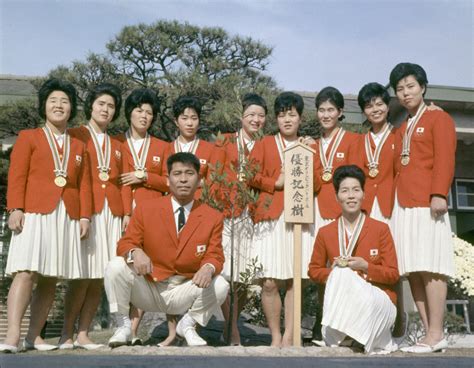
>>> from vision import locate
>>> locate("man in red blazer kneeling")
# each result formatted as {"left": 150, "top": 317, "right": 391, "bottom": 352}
{"left": 105, "top": 152, "right": 229, "bottom": 347}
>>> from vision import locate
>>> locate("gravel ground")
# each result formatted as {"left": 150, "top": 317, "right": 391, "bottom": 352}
{"left": 22, "top": 312, "right": 472, "bottom": 358}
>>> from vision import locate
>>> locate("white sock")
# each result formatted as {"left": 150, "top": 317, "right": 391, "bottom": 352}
{"left": 180, "top": 313, "right": 196, "bottom": 329}
{"left": 115, "top": 313, "right": 131, "bottom": 329}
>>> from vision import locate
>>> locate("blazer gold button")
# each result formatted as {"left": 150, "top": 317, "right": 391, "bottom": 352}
{"left": 101, "top": 184, "right": 106, "bottom": 189}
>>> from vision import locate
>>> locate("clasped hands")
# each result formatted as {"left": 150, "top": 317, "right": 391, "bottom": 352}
{"left": 332, "top": 256, "right": 368, "bottom": 273}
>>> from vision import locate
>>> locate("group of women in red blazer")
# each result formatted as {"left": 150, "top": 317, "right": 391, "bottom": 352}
{"left": 0, "top": 61, "right": 456, "bottom": 354}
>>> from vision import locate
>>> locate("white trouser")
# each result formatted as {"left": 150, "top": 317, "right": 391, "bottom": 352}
{"left": 104, "top": 257, "right": 229, "bottom": 326}
{"left": 322, "top": 267, "right": 397, "bottom": 353}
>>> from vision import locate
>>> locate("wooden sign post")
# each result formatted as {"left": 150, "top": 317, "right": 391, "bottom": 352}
{"left": 284, "top": 142, "right": 315, "bottom": 347}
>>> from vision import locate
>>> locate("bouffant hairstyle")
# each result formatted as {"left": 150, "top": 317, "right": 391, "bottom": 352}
{"left": 38, "top": 78, "right": 78, "bottom": 122}
{"left": 84, "top": 83, "right": 122, "bottom": 122}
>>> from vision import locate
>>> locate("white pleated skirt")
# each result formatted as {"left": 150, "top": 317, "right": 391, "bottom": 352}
{"left": 369, "top": 197, "right": 390, "bottom": 225}
{"left": 81, "top": 200, "right": 122, "bottom": 279}
{"left": 390, "top": 194, "right": 454, "bottom": 277}
{"left": 253, "top": 213, "right": 314, "bottom": 280}
{"left": 322, "top": 267, "right": 397, "bottom": 354}
{"left": 6, "top": 200, "right": 85, "bottom": 279}
{"left": 222, "top": 210, "right": 255, "bottom": 282}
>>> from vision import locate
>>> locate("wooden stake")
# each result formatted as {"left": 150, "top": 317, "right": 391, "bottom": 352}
{"left": 283, "top": 142, "right": 315, "bottom": 348}
{"left": 293, "top": 223, "right": 302, "bottom": 347}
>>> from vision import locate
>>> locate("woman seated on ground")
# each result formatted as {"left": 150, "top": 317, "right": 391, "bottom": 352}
{"left": 308, "top": 165, "right": 399, "bottom": 354}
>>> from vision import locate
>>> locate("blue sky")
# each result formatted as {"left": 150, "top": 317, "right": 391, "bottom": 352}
{"left": 1, "top": 0, "right": 472, "bottom": 93}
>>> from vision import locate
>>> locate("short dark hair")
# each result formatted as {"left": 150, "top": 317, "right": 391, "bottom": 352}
{"left": 38, "top": 78, "right": 78, "bottom": 122}
{"left": 333, "top": 165, "right": 366, "bottom": 193}
{"left": 173, "top": 96, "right": 202, "bottom": 119}
{"left": 274, "top": 91, "right": 304, "bottom": 117}
{"left": 124, "top": 88, "right": 160, "bottom": 125}
{"left": 166, "top": 152, "right": 201, "bottom": 174}
{"left": 389, "top": 62, "right": 428, "bottom": 95}
{"left": 315, "top": 86, "right": 344, "bottom": 111}
{"left": 357, "top": 82, "right": 390, "bottom": 111}
{"left": 242, "top": 93, "right": 268, "bottom": 115}
{"left": 84, "top": 83, "right": 122, "bottom": 122}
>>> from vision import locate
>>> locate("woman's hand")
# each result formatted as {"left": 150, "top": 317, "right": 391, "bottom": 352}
{"left": 427, "top": 102, "right": 443, "bottom": 111}
{"left": 122, "top": 215, "right": 131, "bottom": 233}
{"left": 80, "top": 219, "right": 90, "bottom": 239}
{"left": 430, "top": 195, "right": 448, "bottom": 218}
{"left": 120, "top": 172, "right": 145, "bottom": 186}
{"left": 299, "top": 136, "right": 316, "bottom": 146}
{"left": 347, "top": 256, "right": 368, "bottom": 273}
{"left": 274, "top": 167, "right": 285, "bottom": 190}
{"left": 8, "top": 210, "right": 25, "bottom": 234}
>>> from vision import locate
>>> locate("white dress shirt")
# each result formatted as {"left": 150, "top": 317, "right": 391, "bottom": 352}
{"left": 171, "top": 196, "right": 194, "bottom": 234}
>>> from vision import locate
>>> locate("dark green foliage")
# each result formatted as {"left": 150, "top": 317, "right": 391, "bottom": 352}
{"left": 44, "top": 20, "right": 278, "bottom": 141}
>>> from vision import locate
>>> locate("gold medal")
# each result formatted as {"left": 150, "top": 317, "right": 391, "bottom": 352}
{"left": 322, "top": 171, "right": 332, "bottom": 182}
{"left": 337, "top": 257, "right": 348, "bottom": 268}
{"left": 369, "top": 167, "right": 379, "bottom": 178}
{"left": 99, "top": 172, "right": 109, "bottom": 181}
{"left": 54, "top": 176, "right": 67, "bottom": 187}
{"left": 134, "top": 169, "right": 145, "bottom": 179}
{"left": 401, "top": 156, "right": 410, "bottom": 166}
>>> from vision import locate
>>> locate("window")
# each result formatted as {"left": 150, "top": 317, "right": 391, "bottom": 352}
{"left": 455, "top": 179, "right": 474, "bottom": 210}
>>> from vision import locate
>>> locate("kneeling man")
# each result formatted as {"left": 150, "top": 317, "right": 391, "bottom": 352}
{"left": 105, "top": 152, "right": 229, "bottom": 347}
{"left": 308, "top": 165, "right": 399, "bottom": 354}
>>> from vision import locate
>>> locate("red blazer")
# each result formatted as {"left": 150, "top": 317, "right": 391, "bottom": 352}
{"left": 116, "top": 133, "right": 169, "bottom": 215}
{"left": 353, "top": 130, "right": 396, "bottom": 218}
{"left": 117, "top": 196, "right": 225, "bottom": 282}
{"left": 7, "top": 128, "right": 92, "bottom": 220}
{"left": 69, "top": 126, "right": 124, "bottom": 216}
{"left": 163, "top": 139, "right": 225, "bottom": 200}
{"left": 315, "top": 131, "right": 360, "bottom": 219}
{"left": 393, "top": 110, "right": 456, "bottom": 208}
{"left": 308, "top": 216, "right": 399, "bottom": 304}
{"left": 249, "top": 135, "right": 322, "bottom": 223}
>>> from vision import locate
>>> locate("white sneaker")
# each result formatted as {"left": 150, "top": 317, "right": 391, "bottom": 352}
{"left": 108, "top": 326, "right": 131, "bottom": 348}
{"left": 176, "top": 319, "right": 207, "bottom": 347}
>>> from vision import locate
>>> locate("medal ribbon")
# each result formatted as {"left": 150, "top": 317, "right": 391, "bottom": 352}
{"left": 174, "top": 138, "right": 199, "bottom": 154}
{"left": 401, "top": 103, "right": 426, "bottom": 158}
{"left": 86, "top": 124, "right": 111, "bottom": 174}
{"left": 274, "top": 133, "right": 287, "bottom": 164}
{"left": 43, "top": 125, "right": 70, "bottom": 179}
{"left": 338, "top": 212, "right": 366, "bottom": 258}
{"left": 126, "top": 129, "right": 150, "bottom": 171}
{"left": 319, "top": 128, "right": 345, "bottom": 174}
{"left": 365, "top": 123, "right": 393, "bottom": 169}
